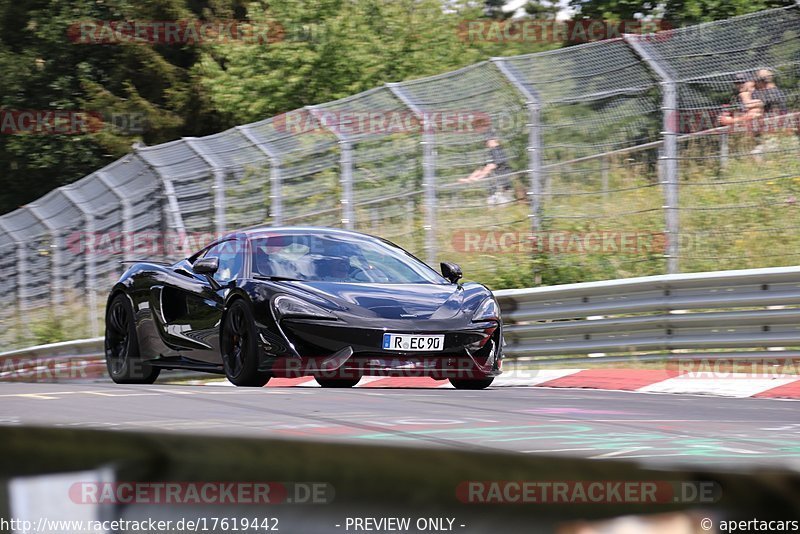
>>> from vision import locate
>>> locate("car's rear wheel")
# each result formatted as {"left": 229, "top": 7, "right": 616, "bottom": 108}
{"left": 222, "top": 299, "right": 270, "bottom": 387}
{"left": 449, "top": 377, "right": 494, "bottom": 390}
{"left": 105, "top": 294, "right": 160, "bottom": 384}
{"left": 314, "top": 376, "right": 361, "bottom": 388}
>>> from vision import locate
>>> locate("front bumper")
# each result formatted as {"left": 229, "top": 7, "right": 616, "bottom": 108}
{"left": 260, "top": 319, "right": 503, "bottom": 379}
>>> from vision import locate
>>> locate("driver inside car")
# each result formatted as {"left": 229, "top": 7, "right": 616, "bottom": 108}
{"left": 312, "top": 240, "right": 364, "bottom": 281}
{"left": 314, "top": 257, "right": 351, "bottom": 281}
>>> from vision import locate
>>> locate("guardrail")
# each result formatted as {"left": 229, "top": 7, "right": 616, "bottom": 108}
{"left": 495, "top": 265, "right": 800, "bottom": 365}
{"left": 3, "top": 265, "right": 799, "bottom": 378}
{"left": 0, "top": 338, "right": 106, "bottom": 381}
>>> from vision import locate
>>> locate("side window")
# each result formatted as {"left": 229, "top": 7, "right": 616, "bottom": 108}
{"left": 201, "top": 240, "right": 243, "bottom": 284}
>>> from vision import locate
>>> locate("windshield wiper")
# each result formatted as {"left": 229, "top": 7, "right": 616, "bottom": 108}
{"left": 253, "top": 274, "right": 305, "bottom": 282}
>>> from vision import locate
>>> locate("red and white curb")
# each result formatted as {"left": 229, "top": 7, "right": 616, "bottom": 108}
{"left": 190, "top": 368, "right": 800, "bottom": 399}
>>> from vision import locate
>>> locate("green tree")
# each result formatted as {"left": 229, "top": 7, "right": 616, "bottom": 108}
{"left": 196, "top": 0, "right": 483, "bottom": 124}
{"left": 524, "top": 0, "right": 560, "bottom": 18}
{"left": 567, "top": 0, "right": 796, "bottom": 26}
{"left": 484, "top": 0, "right": 512, "bottom": 20}
{"left": 659, "top": 0, "right": 797, "bottom": 25}
{"left": 0, "top": 0, "right": 560, "bottom": 213}
{"left": 0, "top": 0, "right": 222, "bottom": 213}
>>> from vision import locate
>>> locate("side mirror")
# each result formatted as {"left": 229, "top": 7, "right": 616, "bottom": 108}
{"left": 440, "top": 262, "right": 463, "bottom": 284}
{"left": 194, "top": 257, "right": 219, "bottom": 275}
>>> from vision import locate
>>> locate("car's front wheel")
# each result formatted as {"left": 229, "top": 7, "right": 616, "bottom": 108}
{"left": 449, "top": 377, "right": 494, "bottom": 390}
{"left": 105, "top": 294, "right": 160, "bottom": 384}
{"left": 221, "top": 299, "right": 271, "bottom": 387}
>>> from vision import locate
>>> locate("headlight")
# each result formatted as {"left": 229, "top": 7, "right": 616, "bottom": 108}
{"left": 273, "top": 295, "right": 337, "bottom": 320}
{"left": 472, "top": 297, "right": 499, "bottom": 322}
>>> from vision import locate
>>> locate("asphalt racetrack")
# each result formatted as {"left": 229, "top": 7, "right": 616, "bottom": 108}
{"left": 1, "top": 382, "right": 799, "bottom": 470}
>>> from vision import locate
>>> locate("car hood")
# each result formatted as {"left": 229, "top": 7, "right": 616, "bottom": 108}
{"left": 287, "top": 282, "right": 464, "bottom": 320}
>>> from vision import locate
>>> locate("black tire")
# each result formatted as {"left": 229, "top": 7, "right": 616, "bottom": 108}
{"left": 105, "top": 293, "right": 160, "bottom": 384}
{"left": 449, "top": 377, "right": 494, "bottom": 390}
{"left": 314, "top": 376, "right": 361, "bottom": 388}
{"left": 221, "top": 299, "right": 270, "bottom": 387}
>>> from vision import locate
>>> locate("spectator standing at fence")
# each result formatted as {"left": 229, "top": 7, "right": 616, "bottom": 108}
{"left": 749, "top": 69, "right": 790, "bottom": 158}
{"left": 459, "top": 134, "right": 514, "bottom": 206}
{"left": 719, "top": 73, "right": 763, "bottom": 128}
{"left": 752, "top": 69, "right": 788, "bottom": 115}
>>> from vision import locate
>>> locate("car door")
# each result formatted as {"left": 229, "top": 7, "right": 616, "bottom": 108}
{"left": 152, "top": 239, "right": 244, "bottom": 364}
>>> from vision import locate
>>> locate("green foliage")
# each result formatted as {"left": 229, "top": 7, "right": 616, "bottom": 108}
{"left": 0, "top": 0, "right": 560, "bottom": 214}
{"left": 21, "top": 298, "right": 91, "bottom": 346}
{"left": 29, "top": 313, "right": 70, "bottom": 346}
{"left": 0, "top": 0, "right": 222, "bottom": 213}
{"left": 196, "top": 0, "right": 552, "bottom": 125}
{"left": 661, "top": 0, "right": 797, "bottom": 25}
{"left": 568, "top": 0, "right": 797, "bottom": 26}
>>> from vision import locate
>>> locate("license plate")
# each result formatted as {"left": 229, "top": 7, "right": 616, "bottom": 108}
{"left": 382, "top": 333, "right": 444, "bottom": 352}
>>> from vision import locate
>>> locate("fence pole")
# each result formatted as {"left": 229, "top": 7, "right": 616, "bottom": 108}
{"left": 95, "top": 171, "right": 134, "bottom": 263}
{"left": 0, "top": 219, "right": 27, "bottom": 332}
{"left": 26, "top": 208, "right": 62, "bottom": 308}
{"left": 133, "top": 148, "right": 189, "bottom": 258}
{"left": 720, "top": 133, "right": 729, "bottom": 169}
{"left": 307, "top": 107, "right": 355, "bottom": 229}
{"left": 491, "top": 58, "right": 543, "bottom": 233}
{"left": 339, "top": 140, "right": 355, "bottom": 229}
{"left": 184, "top": 138, "right": 227, "bottom": 235}
{"left": 387, "top": 83, "right": 437, "bottom": 265}
{"left": 237, "top": 126, "right": 283, "bottom": 225}
{"left": 624, "top": 35, "right": 680, "bottom": 274}
{"left": 60, "top": 187, "right": 99, "bottom": 337}
{"left": 84, "top": 214, "right": 99, "bottom": 337}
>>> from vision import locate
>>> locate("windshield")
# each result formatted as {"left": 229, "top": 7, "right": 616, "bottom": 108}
{"left": 249, "top": 233, "right": 446, "bottom": 284}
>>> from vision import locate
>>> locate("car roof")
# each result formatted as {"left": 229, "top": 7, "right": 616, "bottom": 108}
{"left": 189, "top": 227, "right": 389, "bottom": 261}
{"left": 220, "top": 226, "right": 384, "bottom": 243}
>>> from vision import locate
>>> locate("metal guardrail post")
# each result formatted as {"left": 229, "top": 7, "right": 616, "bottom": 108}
{"left": 492, "top": 58, "right": 544, "bottom": 233}
{"left": 237, "top": 126, "right": 283, "bottom": 225}
{"left": 624, "top": 35, "right": 680, "bottom": 274}
{"left": 132, "top": 148, "right": 189, "bottom": 258}
{"left": 184, "top": 138, "right": 227, "bottom": 236}
{"left": 386, "top": 83, "right": 437, "bottom": 265}
{"left": 307, "top": 106, "right": 355, "bottom": 229}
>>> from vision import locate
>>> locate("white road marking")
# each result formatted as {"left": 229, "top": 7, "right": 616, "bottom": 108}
{"left": 522, "top": 448, "right": 598, "bottom": 454}
{"left": 590, "top": 447, "right": 651, "bottom": 459}
{"left": 637, "top": 376, "right": 799, "bottom": 398}
{"left": 146, "top": 388, "right": 197, "bottom": 395}
{"left": 82, "top": 391, "right": 160, "bottom": 397}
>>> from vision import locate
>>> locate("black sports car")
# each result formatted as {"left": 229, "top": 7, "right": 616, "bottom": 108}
{"left": 105, "top": 227, "right": 503, "bottom": 389}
